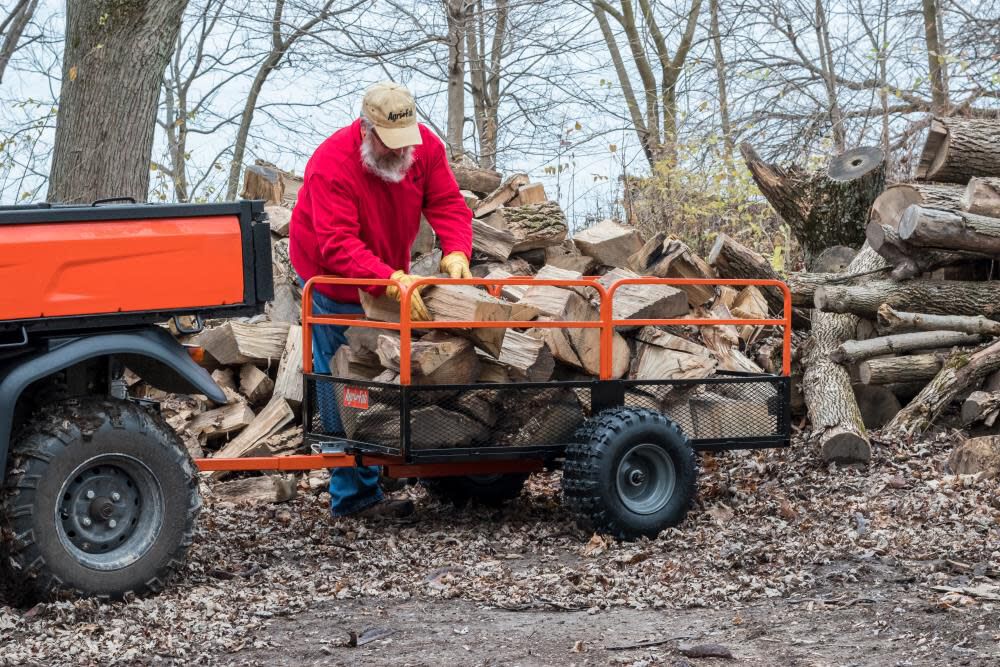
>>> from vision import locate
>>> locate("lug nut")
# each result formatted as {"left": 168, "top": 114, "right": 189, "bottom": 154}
{"left": 86, "top": 490, "right": 95, "bottom": 499}
{"left": 111, "top": 492, "right": 121, "bottom": 502}
{"left": 82, "top": 517, "right": 92, "bottom": 527}
{"left": 108, "top": 519, "right": 117, "bottom": 529}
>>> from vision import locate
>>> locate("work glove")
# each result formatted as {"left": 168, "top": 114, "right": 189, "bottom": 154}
{"left": 439, "top": 251, "right": 472, "bottom": 280}
{"left": 384, "top": 270, "right": 432, "bottom": 322}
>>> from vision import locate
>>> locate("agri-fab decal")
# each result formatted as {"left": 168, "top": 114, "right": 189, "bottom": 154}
{"left": 343, "top": 387, "right": 369, "bottom": 409}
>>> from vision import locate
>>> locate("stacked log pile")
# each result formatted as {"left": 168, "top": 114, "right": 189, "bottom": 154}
{"left": 738, "top": 115, "right": 1000, "bottom": 464}
{"left": 130, "top": 160, "right": 790, "bottom": 497}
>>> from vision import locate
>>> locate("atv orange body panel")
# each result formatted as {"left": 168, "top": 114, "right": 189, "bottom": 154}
{"left": 0, "top": 216, "right": 245, "bottom": 321}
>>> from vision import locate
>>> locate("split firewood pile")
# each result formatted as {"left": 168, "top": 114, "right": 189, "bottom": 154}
{"left": 737, "top": 114, "right": 1000, "bottom": 467}
{"left": 130, "top": 158, "right": 787, "bottom": 499}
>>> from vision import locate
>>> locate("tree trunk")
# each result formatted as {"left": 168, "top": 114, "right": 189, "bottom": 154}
{"left": 831, "top": 331, "right": 982, "bottom": 364}
{"left": 786, "top": 270, "right": 889, "bottom": 307}
{"left": 876, "top": 305, "right": 1000, "bottom": 336}
{"left": 815, "top": 279, "right": 1000, "bottom": 320}
{"left": 0, "top": 0, "right": 36, "bottom": 85}
{"left": 803, "top": 242, "right": 888, "bottom": 463}
{"left": 870, "top": 182, "right": 964, "bottom": 229}
{"left": 963, "top": 177, "right": 1000, "bottom": 217}
{"left": 708, "top": 0, "right": 734, "bottom": 169}
{"left": 884, "top": 339, "right": 1000, "bottom": 437}
{"left": 859, "top": 354, "right": 943, "bottom": 385}
{"left": 920, "top": 0, "right": 949, "bottom": 115}
{"left": 899, "top": 205, "right": 1000, "bottom": 255}
{"left": 916, "top": 117, "right": 1000, "bottom": 183}
{"left": 740, "top": 143, "right": 885, "bottom": 266}
{"left": 48, "top": 0, "right": 188, "bottom": 203}
{"left": 865, "top": 221, "right": 975, "bottom": 280}
{"left": 445, "top": 0, "right": 469, "bottom": 160}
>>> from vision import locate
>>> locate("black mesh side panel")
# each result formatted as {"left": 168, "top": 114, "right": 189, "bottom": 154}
{"left": 407, "top": 384, "right": 592, "bottom": 452}
{"left": 307, "top": 376, "right": 404, "bottom": 454}
{"left": 625, "top": 377, "right": 786, "bottom": 442}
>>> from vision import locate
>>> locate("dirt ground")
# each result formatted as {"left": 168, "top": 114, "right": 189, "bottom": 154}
{"left": 2, "top": 432, "right": 999, "bottom": 666}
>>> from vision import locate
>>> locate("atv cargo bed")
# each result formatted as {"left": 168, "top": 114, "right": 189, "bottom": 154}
{"left": 0, "top": 201, "right": 273, "bottom": 335}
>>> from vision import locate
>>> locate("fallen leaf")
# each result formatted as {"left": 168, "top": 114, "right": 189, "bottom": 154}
{"left": 571, "top": 640, "right": 585, "bottom": 652}
{"left": 582, "top": 534, "right": 609, "bottom": 557}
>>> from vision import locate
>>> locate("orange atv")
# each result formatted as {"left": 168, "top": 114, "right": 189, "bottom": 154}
{"left": 0, "top": 199, "right": 272, "bottom": 602}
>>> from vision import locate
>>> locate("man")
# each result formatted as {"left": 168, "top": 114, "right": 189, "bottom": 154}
{"left": 289, "top": 81, "right": 473, "bottom": 519}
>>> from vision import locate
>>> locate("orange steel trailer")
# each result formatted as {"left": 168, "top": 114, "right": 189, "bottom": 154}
{"left": 195, "top": 274, "right": 792, "bottom": 538}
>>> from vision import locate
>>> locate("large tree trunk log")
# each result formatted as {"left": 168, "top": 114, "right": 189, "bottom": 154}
{"left": 803, "top": 242, "right": 888, "bottom": 463}
{"left": 740, "top": 143, "right": 885, "bottom": 266}
{"left": 48, "top": 0, "right": 188, "bottom": 202}
{"left": 814, "top": 279, "right": 1000, "bottom": 320}
{"left": 786, "top": 270, "right": 889, "bottom": 307}
{"left": 859, "top": 354, "right": 943, "bottom": 384}
{"left": 831, "top": 331, "right": 982, "bottom": 364}
{"left": 877, "top": 305, "right": 1000, "bottom": 336}
{"left": 870, "top": 182, "right": 964, "bottom": 229}
{"left": 916, "top": 117, "right": 1000, "bottom": 183}
{"left": 962, "top": 177, "right": 1000, "bottom": 217}
{"left": 883, "top": 339, "right": 1000, "bottom": 437}
{"left": 899, "top": 205, "right": 1000, "bottom": 255}
{"left": 865, "top": 221, "right": 973, "bottom": 280}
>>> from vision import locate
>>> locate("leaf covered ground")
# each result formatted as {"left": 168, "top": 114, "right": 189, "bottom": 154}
{"left": 2, "top": 432, "right": 998, "bottom": 666}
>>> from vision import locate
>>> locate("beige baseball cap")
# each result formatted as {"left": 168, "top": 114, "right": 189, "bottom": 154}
{"left": 362, "top": 81, "right": 422, "bottom": 149}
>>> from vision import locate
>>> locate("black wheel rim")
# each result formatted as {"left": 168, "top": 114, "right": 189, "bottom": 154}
{"left": 55, "top": 455, "right": 164, "bottom": 571}
{"left": 615, "top": 443, "right": 676, "bottom": 515}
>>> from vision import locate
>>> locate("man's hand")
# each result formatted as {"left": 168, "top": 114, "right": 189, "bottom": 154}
{"left": 385, "top": 270, "right": 432, "bottom": 321}
{"left": 440, "top": 251, "right": 472, "bottom": 279}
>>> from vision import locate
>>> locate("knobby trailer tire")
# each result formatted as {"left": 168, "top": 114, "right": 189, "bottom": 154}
{"left": 562, "top": 407, "right": 696, "bottom": 540}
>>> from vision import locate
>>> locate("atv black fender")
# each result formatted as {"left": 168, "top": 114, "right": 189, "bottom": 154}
{"left": 0, "top": 326, "right": 223, "bottom": 479}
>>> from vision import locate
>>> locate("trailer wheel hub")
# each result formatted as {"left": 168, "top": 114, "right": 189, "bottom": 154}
{"left": 56, "top": 454, "right": 164, "bottom": 571}
{"left": 616, "top": 443, "right": 676, "bottom": 515}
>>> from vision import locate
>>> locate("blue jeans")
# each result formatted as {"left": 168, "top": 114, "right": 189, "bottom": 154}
{"left": 300, "top": 278, "right": 383, "bottom": 517}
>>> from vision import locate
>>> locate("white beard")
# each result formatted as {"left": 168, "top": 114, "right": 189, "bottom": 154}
{"left": 360, "top": 133, "right": 415, "bottom": 183}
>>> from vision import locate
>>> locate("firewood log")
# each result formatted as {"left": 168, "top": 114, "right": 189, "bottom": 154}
{"left": 573, "top": 219, "right": 644, "bottom": 268}
{"left": 859, "top": 354, "right": 943, "bottom": 385}
{"left": 898, "top": 205, "right": 1000, "bottom": 255}
{"left": 870, "top": 182, "right": 964, "bottom": 229}
{"left": 876, "top": 305, "right": 1000, "bottom": 336}
{"left": 962, "top": 177, "right": 1000, "bottom": 217}
{"left": 884, "top": 339, "right": 1000, "bottom": 437}
{"left": 631, "top": 233, "right": 716, "bottom": 307}
{"left": 830, "top": 331, "right": 983, "bottom": 364}
{"left": 915, "top": 117, "right": 1000, "bottom": 183}
{"left": 814, "top": 279, "right": 1000, "bottom": 320}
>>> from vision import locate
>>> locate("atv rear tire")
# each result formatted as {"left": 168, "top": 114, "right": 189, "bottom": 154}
{"left": 562, "top": 407, "right": 696, "bottom": 540}
{"left": 422, "top": 473, "right": 529, "bottom": 508}
{"left": 1, "top": 398, "right": 200, "bottom": 602}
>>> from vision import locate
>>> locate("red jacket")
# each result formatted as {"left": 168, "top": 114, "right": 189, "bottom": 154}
{"left": 289, "top": 119, "right": 473, "bottom": 303}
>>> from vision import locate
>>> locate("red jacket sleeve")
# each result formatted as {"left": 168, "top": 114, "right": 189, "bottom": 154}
{"left": 308, "top": 170, "right": 395, "bottom": 284}
{"left": 421, "top": 135, "right": 473, "bottom": 259}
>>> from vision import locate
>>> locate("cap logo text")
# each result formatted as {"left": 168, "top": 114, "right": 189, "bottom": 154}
{"left": 387, "top": 108, "right": 413, "bottom": 122}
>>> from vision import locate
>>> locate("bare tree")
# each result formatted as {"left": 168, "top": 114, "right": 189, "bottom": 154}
{"left": 48, "top": 0, "right": 189, "bottom": 203}
{"left": 0, "top": 0, "right": 38, "bottom": 85}
{"left": 590, "top": 0, "right": 703, "bottom": 166}
{"left": 224, "top": 0, "right": 368, "bottom": 199}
